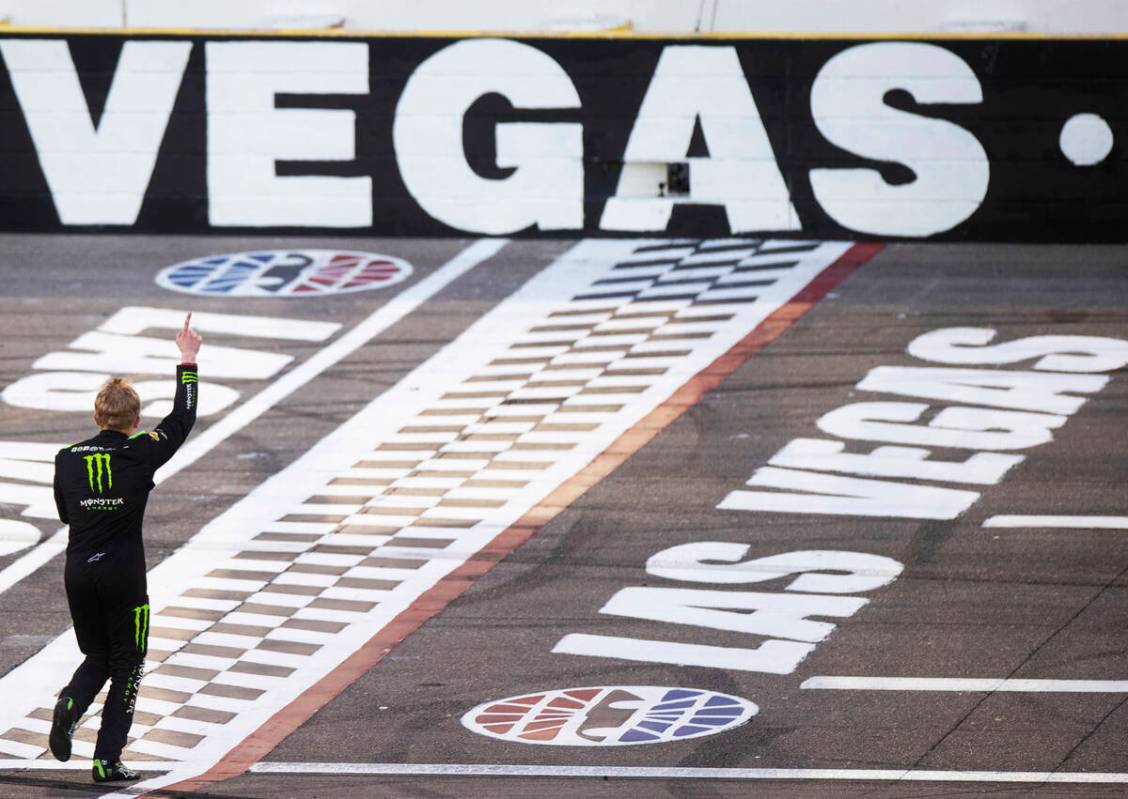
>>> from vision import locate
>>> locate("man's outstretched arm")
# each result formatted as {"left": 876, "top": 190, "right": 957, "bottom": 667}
{"left": 146, "top": 313, "right": 202, "bottom": 469}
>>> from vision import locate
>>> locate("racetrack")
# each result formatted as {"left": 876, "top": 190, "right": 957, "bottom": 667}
{"left": 0, "top": 235, "right": 1125, "bottom": 797}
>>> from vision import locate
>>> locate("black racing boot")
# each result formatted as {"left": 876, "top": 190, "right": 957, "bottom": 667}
{"left": 92, "top": 759, "right": 140, "bottom": 783}
{"left": 48, "top": 696, "right": 78, "bottom": 762}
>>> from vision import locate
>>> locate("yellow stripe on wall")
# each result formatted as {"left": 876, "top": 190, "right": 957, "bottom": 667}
{"left": 0, "top": 24, "right": 1126, "bottom": 41}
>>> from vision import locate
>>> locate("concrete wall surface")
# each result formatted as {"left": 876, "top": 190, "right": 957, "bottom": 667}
{"left": 1, "top": 0, "right": 1127, "bottom": 33}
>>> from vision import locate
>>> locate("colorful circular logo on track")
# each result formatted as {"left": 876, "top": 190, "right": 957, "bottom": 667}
{"left": 156, "top": 250, "right": 412, "bottom": 297}
{"left": 462, "top": 686, "right": 756, "bottom": 746}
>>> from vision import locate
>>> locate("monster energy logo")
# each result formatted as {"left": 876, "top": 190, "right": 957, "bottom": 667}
{"left": 83, "top": 453, "right": 112, "bottom": 494}
{"left": 181, "top": 369, "right": 198, "bottom": 384}
{"left": 133, "top": 603, "right": 150, "bottom": 652}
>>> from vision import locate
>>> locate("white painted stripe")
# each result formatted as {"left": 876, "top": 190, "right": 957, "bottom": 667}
{"left": 146, "top": 674, "right": 208, "bottom": 693}
{"left": 245, "top": 762, "right": 1128, "bottom": 783}
{"left": 167, "top": 652, "right": 236, "bottom": 671}
{"left": 13, "top": 719, "right": 50, "bottom": 735}
{"left": 0, "top": 529, "right": 67, "bottom": 598}
{"left": 258, "top": 522, "right": 339, "bottom": 535}
{"left": 194, "top": 577, "right": 265, "bottom": 593}
{"left": 274, "top": 571, "right": 338, "bottom": 587}
{"left": 128, "top": 739, "right": 200, "bottom": 760}
{"left": 149, "top": 615, "right": 212, "bottom": 633}
{"left": 146, "top": 637, "right": 189, "bottom": 654}
{"left": 99, "top": 309, "right": 340, "bottom": 342}
{"left": 984, "top": 515, "right": 1128, "bottom": 529}
{"left": 0, "top": 238, "right": 508, "bottom": 597}
{"left": 158, "top": 715, "right": 223, "bottom": 737}
{"left": 223, "top": 612, "right": 288, "bottom": 629}
{"left": 0, "top": 741, "right": 44, "bottom": 759}
{"left": 244, "top": 590, "right": 312, "bottom": 609}
{"left": 801, "top": 677, "right": 1128, "bottom": 692}
{"left": 182, "top": 693, "right": 237, "bottom": 713}
{"left": 134, "top": 697, "right": 180, "bottom": 717}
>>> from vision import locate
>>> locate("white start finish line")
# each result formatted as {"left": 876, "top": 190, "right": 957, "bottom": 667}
{"left": 245, "top": 762, "right": 1128, "bottom": 783}
{"left": 802, "top": 677, "right": 1128, "bottom": 692}
{"left": 0, "top": 238, "right": 855, "bottom": 795}
{"left": 3, "top": 760, "right": 1127, "bottom": 785}
{"left": 984, "top": 515, "right": 1128, "bottom": 529}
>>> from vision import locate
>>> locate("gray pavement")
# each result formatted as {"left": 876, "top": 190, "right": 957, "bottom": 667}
{"left": 0, "top": 238, "right": 1124, "bottom": 796}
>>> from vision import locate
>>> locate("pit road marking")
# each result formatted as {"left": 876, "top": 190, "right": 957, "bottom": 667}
{"left": 4, "top": 760, "right": 1127, "bottom": 785}
{"left": 245, "top": 762, "right": 1128, "bottom": 783}
{"left": 984, "top": 515, "right": 1128, "bottom": 529}
{"left": 802, "top": 677, "right": 1128, "bottom": 692}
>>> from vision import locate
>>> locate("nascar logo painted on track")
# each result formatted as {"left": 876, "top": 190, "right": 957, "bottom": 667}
{"left": 156, "top": 250, "right": 412, "bottom": 297}
{"left": 462, "top": 686, "right": 756, "bottom": 746}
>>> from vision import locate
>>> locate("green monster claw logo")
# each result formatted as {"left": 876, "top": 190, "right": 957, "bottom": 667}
{"left": 133, "top": 603, "right": 150, "bottom": 652}
{"left": 83, "top": 453, "right": 112, "bottom": 494}
{"left": 182, "top": 370, "right": 198, "bottom": 411}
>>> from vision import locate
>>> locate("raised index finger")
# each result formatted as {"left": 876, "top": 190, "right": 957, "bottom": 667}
{"left": 183, "top": 312, "right": 193, "bottom": 331}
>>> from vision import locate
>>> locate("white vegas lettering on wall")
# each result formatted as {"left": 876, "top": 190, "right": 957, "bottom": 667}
{"left": 719, "top": 328, "right": 1128, "bottom": 520}
{"left": 0, "top": 39, "right": 191, "bottom": 225}
{"left": 600, "top": 45, "right": 798, "bottom": 234}
{"left": 206, "top": 41, "right": 372, "bottom": 227}
{"left": 555, "top": 545, "right": 903, "bottom": 674}
{"left": 809, "top": 42, "right": 989, "bottom": 237}
{"left": 0, "top": 307, "right": 340, "bottom": 419}
{"left": 0, "top": 37, "right": 992, "bottom": 237}
{"left": 394, "top": 38, "right": 583, "bottom": 234}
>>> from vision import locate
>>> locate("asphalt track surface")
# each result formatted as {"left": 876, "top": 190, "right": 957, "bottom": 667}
{"left": 0, "top": 235, "right": 1125, "bottom": 798}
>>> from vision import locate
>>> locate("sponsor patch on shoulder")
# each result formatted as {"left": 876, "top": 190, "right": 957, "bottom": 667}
{"left": 148, "top": 431, "right": 160, "bottom": 441}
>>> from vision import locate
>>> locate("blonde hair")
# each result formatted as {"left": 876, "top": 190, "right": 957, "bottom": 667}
{"left": 94, "top": 378, "right": 141, "bottom": 433}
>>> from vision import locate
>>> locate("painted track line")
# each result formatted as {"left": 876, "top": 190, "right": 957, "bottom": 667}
{"left": 802, "top": 677, "right": 1128, "bottom": 692}
{"left": 7, "top": 759, "right": 1128, "bottom": 785}
{"left": 984, "top": 515, "right": 1128, "bottom": 529}
{"left": 245, "top": 762, "right": 1128, "bottom": 784}
{"left": 158, "top": 241, "right": 882, "bottom": 796}
{"left": 0, "top": 238, "right": 508, "bottom": 596}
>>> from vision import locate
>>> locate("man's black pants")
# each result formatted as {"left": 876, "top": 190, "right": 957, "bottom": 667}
{"left": 61, "top": 555, "right": 149, "bottom": 762}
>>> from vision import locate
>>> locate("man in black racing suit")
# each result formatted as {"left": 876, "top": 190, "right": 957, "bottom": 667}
{"left": 49, "top": 313, "right": 201, "bottom": 783}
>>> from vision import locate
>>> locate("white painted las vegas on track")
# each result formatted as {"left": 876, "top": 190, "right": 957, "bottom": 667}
{"left": 0, "top": 236, "right": 1125, "bottom": 796}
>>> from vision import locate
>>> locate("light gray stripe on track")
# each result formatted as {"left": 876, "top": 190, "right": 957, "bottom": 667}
{"left": 802, "top": 677, "right": 1128, "bottom": 692}
{"left": 984, "top": 515, "right": 1128, "bottom": 529}
{"left": 5, "top": 760, "right": 1128, "bottom": 784}
{"left": 246, "top": 763, "right": 1128, "bottom": 783}
{"left": 0, "top": 238, "right": 508, "bottom": 596}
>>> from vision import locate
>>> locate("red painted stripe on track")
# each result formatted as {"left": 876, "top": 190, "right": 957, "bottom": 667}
{"left": 155, "top": 241, "right": 883, "bottom": 795}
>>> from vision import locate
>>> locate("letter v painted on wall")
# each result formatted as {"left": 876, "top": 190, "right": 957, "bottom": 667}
{"left": 0, "top": 39, "right": 191, "bottom": 225}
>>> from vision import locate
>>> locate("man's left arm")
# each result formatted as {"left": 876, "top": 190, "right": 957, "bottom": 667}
{"left": 146, "top": 313, "right": 202, "bottom": 469}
